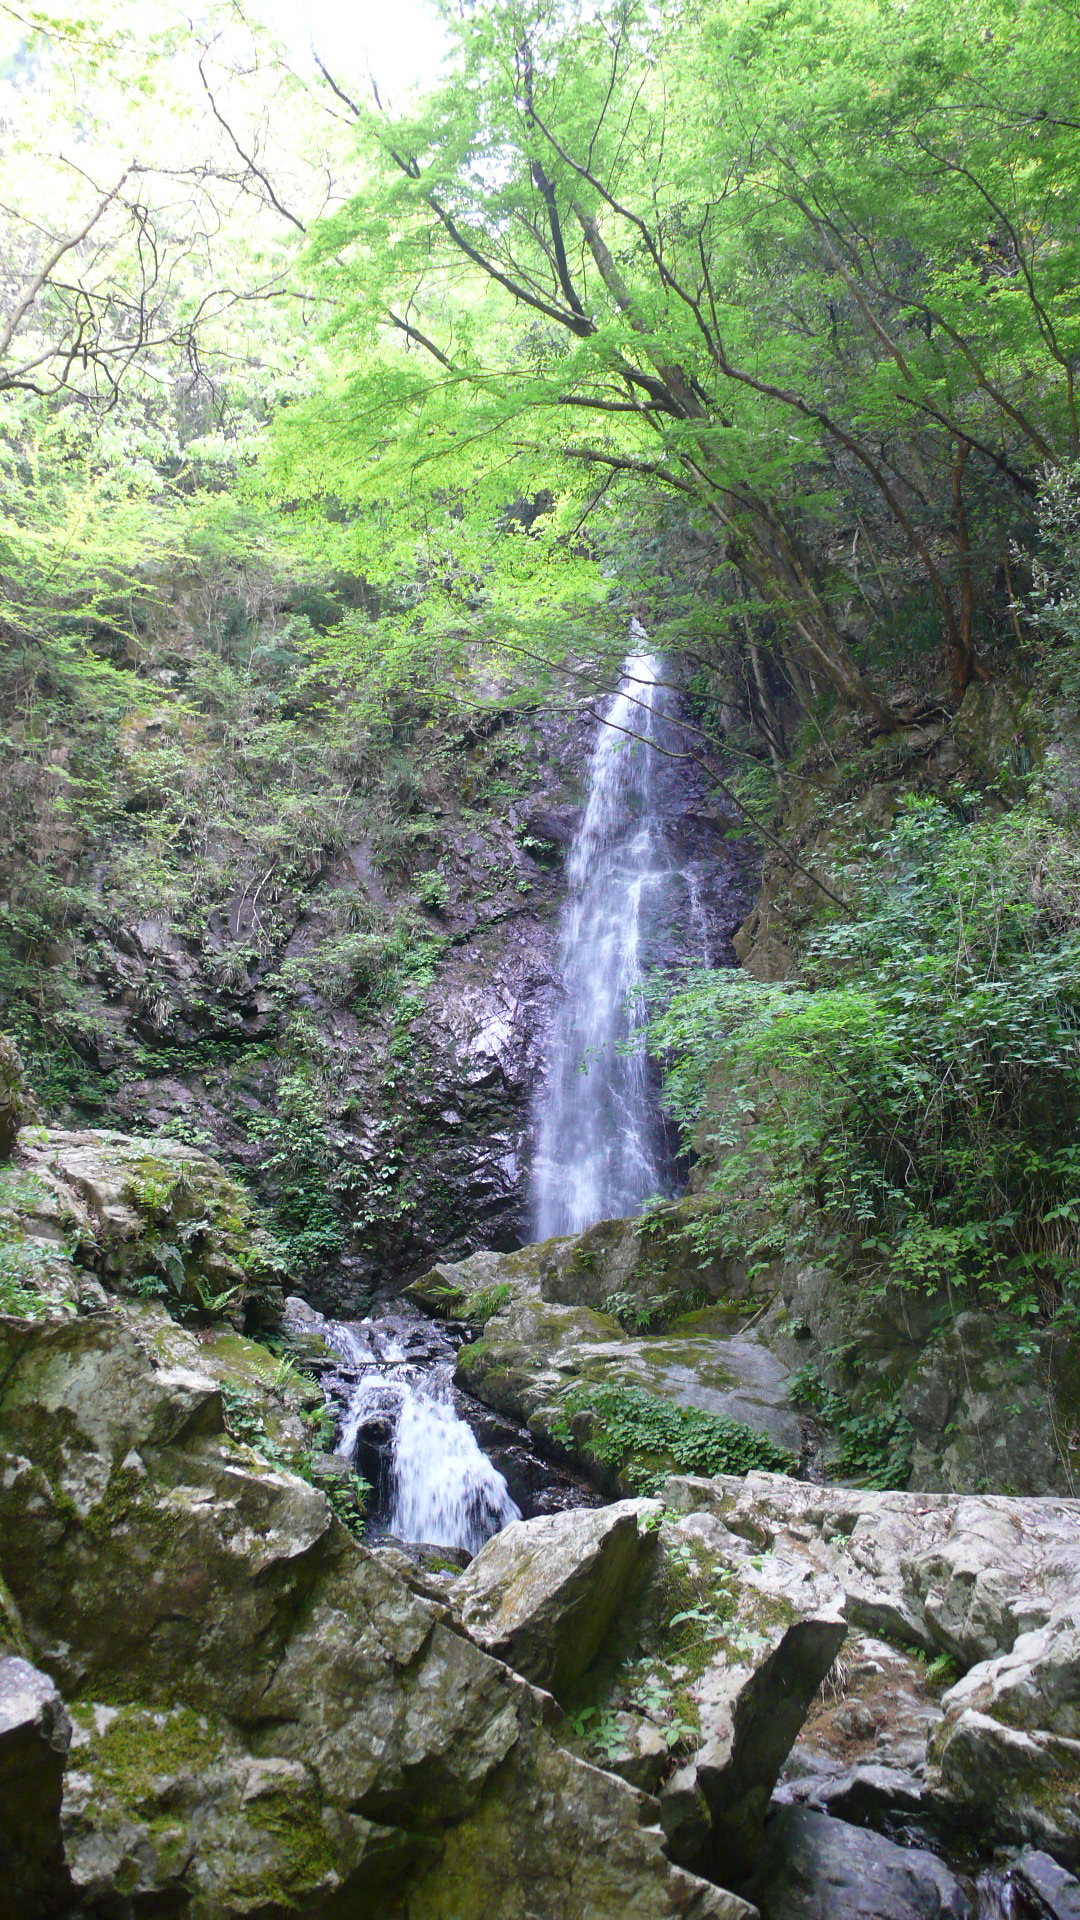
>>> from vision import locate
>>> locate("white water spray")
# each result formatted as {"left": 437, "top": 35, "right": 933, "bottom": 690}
{"left": 530, "top": 645, "right": 708, "bottom": 1238}
{"left": 326, "top": 1316, "right": 520, "bottom": 1556}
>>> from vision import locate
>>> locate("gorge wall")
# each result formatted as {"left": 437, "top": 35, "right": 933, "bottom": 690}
{"left": 1, "top": 601, "right": 752, "bottom": 1317}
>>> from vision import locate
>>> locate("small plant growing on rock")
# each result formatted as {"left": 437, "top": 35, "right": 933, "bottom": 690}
{"left": 553, "top": 1381, "right": 794, "bottom": 1487}
{"left": 415, "top": 870, "right": 450, "bottom": 914}
{"left": 463, "top": 1282, "right": 512, "bottom": 1325}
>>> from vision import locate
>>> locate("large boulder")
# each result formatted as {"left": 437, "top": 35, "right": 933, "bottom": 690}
{"left": 928, "top": 1707, "right": 1080, "bottom": 1868}
{"left": 1011, "top": 1850, "right": 1080, "bottom": 1920}
{"left": 937, "top": 1602, "right": 1080, "bottom": 1738}
{"left": 662, "top": 1474, "right": 1080, "bottom": 1664}
{"left": 744, "top": 1808, "right": 970, "bottom": 1920}
{"left": 649, "top": 1510, "right": 847, "bottom": 1882}
{"left": 450, "top": 1500, "right": 661, "bottom": 1699}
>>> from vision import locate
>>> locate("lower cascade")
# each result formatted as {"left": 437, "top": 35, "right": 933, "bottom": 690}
{"left": 324, "top": 1313, "right": 521, "bottom": 1555}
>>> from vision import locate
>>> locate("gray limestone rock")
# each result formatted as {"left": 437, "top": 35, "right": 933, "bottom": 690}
{"left": 784, "top": 1762, "right": 926, "bottom": 1828}
{"left": 449, "top": 1499, "right": 661, "bottom": 1699}
{"left": 8, "top": 1124, "right": 284, "bottom": 1326}
{"left": 662, "top": 1473, "right": 1080, "bottom": 1869}
{"left": 928, "top": 1707, "right": 1080, "bottom": 1867}
{"left": 662, "top": 1474, "right": 1080, "bottom": 1665}
{"left": 479, "top": 1498, "right": 849, "bottom": 1888}
{"left": 939, "top": 1602, "right": 1080, "bottom": 1738}
{"left": 650, "top": 1512, "right": 847, "bottom": 1882}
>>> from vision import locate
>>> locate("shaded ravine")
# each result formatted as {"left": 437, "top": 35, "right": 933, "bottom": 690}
{"left": 530, "top": 645, "right": 714, "bottom": 1239}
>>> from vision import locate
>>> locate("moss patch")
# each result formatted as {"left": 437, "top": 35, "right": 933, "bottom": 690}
{"left": 77, "top": 1704, "right": 223, "bottom": 1809}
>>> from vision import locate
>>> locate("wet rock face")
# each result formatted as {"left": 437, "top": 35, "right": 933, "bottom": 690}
{"left": 287, "top": 1293, "right": 591, "bottom": 1545}
{"left": 40, "top": 690, "right": 750, "bottom": 1314}
{"left": 745, "top": 1808, "right": 971, "bottom": 1920}
{"left": 1010, "top": 1850, "right": 1080, "bottom": 1920}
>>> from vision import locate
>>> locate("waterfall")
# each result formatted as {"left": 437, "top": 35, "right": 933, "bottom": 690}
{"left": 531, "top": 644, "right": 707, "bottom": 1239}
{"left": 325, "top": 1316, "right": 521, "bottom": 1555}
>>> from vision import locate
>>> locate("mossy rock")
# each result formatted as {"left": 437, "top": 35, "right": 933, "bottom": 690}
{"left": 0, "top": 1034, "right": 25, "bottom": 1160}
{"left": 8, "top": 1128, "right": 285, "bottom": 1331}
{"left": 64, "top": 1703, "right": 365, "bottom": 1913}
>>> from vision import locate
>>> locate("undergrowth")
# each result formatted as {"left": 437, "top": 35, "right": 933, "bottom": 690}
{"left": 553, "top": 1380, "right": 794, "bottom": 1488}
{"left": 789, "top": 1363, "right": 914, "bottom": 1489}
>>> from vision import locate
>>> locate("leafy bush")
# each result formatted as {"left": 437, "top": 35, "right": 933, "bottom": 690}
{"left": 649, "top": 798, "right": 1080, "bottom": 1332}
{"left": 789, "top": 1364, "right": 913, "bottom": 1490}
{"left": 553, "top": 1381, "right": 794, "bottom": 1487}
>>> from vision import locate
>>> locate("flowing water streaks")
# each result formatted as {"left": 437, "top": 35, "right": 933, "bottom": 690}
{"left": 323, "top": 1312, "right": 520, "bottom": 1555}
{"left": 531, "top": 645, "right": 713, "bottom": 1238}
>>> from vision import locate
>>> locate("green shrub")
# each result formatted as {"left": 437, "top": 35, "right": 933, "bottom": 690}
{"left": 553, "top": 1381, "right": 794, "bottom": 1487}
{"left": 649, "top": 797, "right": 1080, "bottom": 1335}
{"left": 789, "top": 1364, "right": 913, "bottom": 1489}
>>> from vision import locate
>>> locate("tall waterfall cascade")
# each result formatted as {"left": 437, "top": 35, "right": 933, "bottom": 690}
{"left": 530, "top": 643, "right": 713, "bottom": 1239}
{"left": 326, "top": 1316, "right": 521, "bottom": 1555}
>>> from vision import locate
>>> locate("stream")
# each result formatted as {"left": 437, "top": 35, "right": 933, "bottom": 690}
{"left": 283, "top": 1294, "right": 594, "bottom": 1555}
{"left": 323, "top": 1312, "right": 521, "bottom": 1555}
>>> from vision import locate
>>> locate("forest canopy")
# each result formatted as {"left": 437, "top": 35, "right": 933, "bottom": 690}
{"left": 2, "top": 0, "right": 1077, "bottom": 722}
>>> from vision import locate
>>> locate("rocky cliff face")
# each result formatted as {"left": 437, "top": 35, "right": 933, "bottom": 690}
{"left": 2, "top": 638, "right": 751, "bottom": 1317}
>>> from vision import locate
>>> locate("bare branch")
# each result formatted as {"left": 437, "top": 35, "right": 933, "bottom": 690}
{"left": 0, "top": 175, "right": 128, "bottom": 367}
{"left": 197, "top": 43, "right": 306, "bottom": 233}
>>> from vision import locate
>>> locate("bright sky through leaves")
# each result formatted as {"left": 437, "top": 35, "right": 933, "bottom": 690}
{"left": 260, "top": 0, "right": 447, "bottom": 100}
